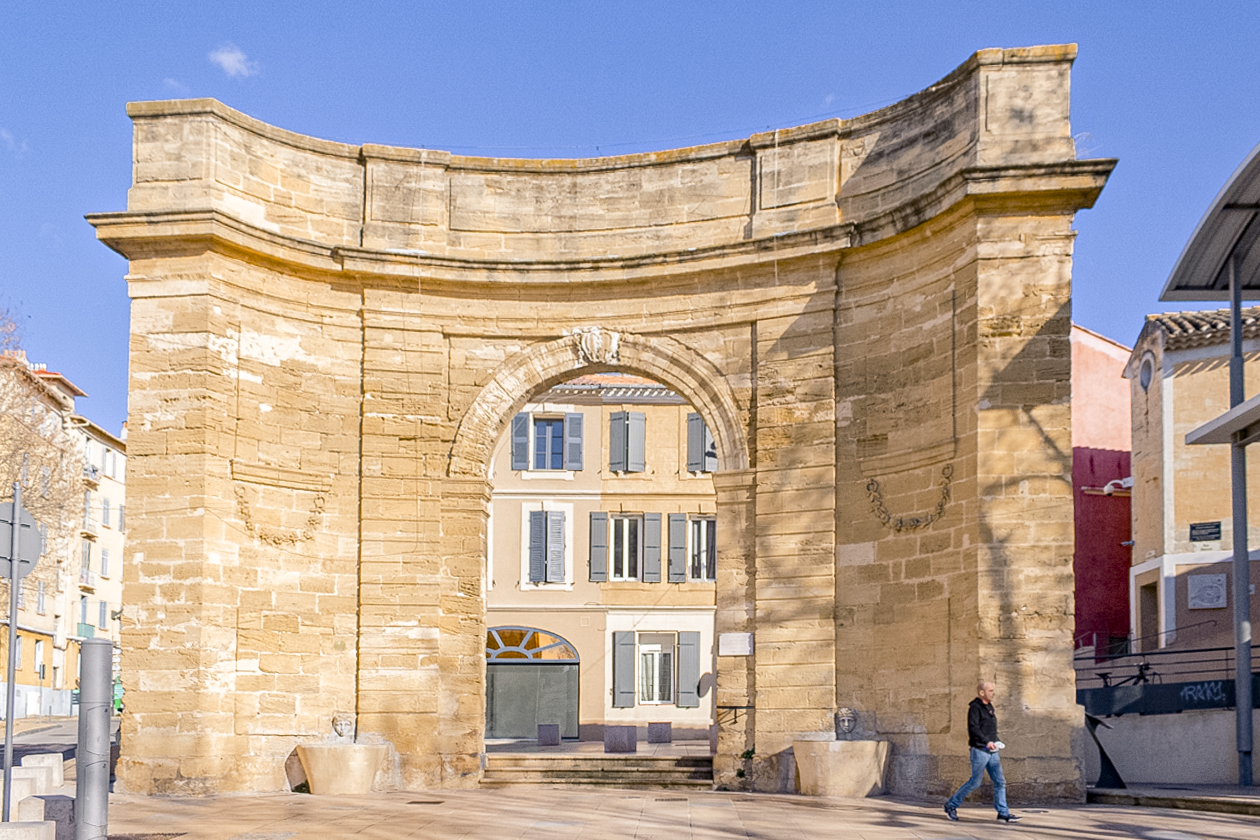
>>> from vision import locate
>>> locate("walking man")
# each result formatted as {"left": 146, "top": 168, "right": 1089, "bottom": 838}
{"left": 944, "top": 681, "right": 1021, "bottom": 823}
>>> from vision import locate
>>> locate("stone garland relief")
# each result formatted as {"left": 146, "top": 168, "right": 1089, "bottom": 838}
{"left": 865, "top": 464, "right": 953, "bottom": 532}
{"left": 233, "top": 484, "right": 327, "bottom": 547}
{"left": 568, "top": 326, "right": 621, "bottom": 365}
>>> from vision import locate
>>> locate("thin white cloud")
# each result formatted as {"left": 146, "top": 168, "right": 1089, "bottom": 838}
{"left": 208, "top": 44, "right": 259, "bottom": 79}
{"left": 164, "top": 77, "right": 189, "bottom": 93}
{"left": 0, "top": 128, "right": 29, "bottom": 156}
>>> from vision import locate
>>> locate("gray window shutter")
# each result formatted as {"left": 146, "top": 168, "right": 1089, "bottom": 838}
{"left": 687, "top": 413, "right": 704, "bottom": 472}
{"left": 564, "top": 412, "right": 584, "bottom": 470}
{"left": 667, "top": 514, "right": 687, "bottom": 583}
{"left": 546, "top": 511, "right": 566, "bottom": 582}
{"left": 704, "top": 423, "right": 717, "bottom": 473}
{"left": 643, "top": 513, "right": 662, "bottom": 583}
{"left": 609, "top": 411, "right": 627, "bottom": 472}
{"left": 627, "top": 411, "right": 646, "bottom": 472}
{"left": 512, "top": 413, "right": 530, "bottom": 470}
{"left": 528, "top": 510, "right": 546, "bottom": 583}
{"left": 613, "top": 631, "right": 637, "bottom": 708}
{"left": 677, "top": 632, "right": 701, "bottom": 707}
{"left": 589, "top": 511, "right": 608, "bottom": 582}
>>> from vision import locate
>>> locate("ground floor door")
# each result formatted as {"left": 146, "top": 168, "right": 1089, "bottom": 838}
{"left": 486, "top": 663, "right": 579, "bottom": 738}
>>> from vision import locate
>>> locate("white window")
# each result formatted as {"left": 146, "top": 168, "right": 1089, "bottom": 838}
{"left": 610, "top": 516, "right": 642, "bottom": 580}
{"left": 638, "top": 633, "right": 675, "bottom": 704}
{"left": 81, "top": 541, "right": 91, "bottom": 574}
{"left": 689, "top": 517, "right": 716, "bottom": 581}
{"left": 118, "top": 505, "right": 125, "bottom": 532}
{"left": 33, "top": 640, "right": 43, "bottom": 677}
{"left": 101, "top": 549, "right": 110, "bottom": 578}
{"left": 38, "top": 524, "right": 47, "bottom": 556}
{"left": 36, "top": 581, "right": 46, "bottom": 615}
{"left": 99, "top": 600, "right": 108, "bottom": 629}
{"left": 101, "top": 498, "right": 110, "bottom": 529}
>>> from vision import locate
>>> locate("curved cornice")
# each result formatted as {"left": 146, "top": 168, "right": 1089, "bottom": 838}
{"left": 91, "top": 44, "right": 1113, "bottom": 282}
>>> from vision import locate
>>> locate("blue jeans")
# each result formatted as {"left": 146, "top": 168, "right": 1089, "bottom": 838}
{"left": 947, "top": 747, "right": 1009, "bottom": 815}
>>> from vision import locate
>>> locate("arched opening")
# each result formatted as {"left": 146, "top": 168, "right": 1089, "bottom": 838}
{"left": 482, "top": 371, "right": 722, "bottom": 744}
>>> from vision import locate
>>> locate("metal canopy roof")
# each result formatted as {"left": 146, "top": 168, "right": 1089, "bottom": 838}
{"left": 1186, "top": 390, "right": 1260, "bottom": 447}
{"left": 1161, "top": 141, "right": 1260, "bottom": 301}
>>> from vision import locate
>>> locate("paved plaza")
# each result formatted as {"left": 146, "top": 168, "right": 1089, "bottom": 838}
{"left": 103, "top": 788, "right": 1260, "bottom": 840}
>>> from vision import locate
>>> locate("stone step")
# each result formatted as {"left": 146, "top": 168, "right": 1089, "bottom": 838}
{"left": 483, "top": 753, "right": 713, "bottom": 789}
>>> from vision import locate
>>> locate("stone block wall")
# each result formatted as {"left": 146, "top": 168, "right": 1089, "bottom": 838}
{"left": 93, "top": 45, "right": 1111, "bottom": 797}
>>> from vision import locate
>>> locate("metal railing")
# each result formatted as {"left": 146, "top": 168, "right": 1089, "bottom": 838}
{"left": 1074, "top": 642, "right": 1259, "bottom": 690}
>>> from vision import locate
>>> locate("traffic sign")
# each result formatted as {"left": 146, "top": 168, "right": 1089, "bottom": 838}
{"left": 0, "top": 501, "right": 41, "bottom": 580}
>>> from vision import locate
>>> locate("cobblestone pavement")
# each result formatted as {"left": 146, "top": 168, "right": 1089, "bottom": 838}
{"left": 104, "top": 788, "right": 1260, "bottom": 840}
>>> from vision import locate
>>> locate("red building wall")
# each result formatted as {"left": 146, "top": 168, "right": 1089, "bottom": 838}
{"left": 1071, "top": 326, "right": 1133, "bottom": 651}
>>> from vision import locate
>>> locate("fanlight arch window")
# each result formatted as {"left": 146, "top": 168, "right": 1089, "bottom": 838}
{"left": 486, "top": 626, "right": 579, "bottom": 662}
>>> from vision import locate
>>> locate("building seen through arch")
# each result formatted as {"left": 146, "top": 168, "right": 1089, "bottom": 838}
{"left": 486, "top": 374, "right": 717, "bottom": 741}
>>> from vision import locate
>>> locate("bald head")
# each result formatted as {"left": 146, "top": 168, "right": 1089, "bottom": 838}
{"left": 977, "top": 681, "right": 995, "bottom": 704}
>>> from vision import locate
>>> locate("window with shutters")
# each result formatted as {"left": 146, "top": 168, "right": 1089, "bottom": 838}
{"left": 101, "top": 549, "right": 110, "bottom": 578}
{"left": 689, "top": 517, "right": 717, "bottom": 581}
{"left": 638, "top": 632, "right": 675, "bottom": 704}
{"left": 609, "top": 411, "right": 646, "bottom": 473}
{"left": 686, "top": 413, "right": 718, "bottom": 473}
{"left": 118, "top": 505, "right": 125, "bottom": 533}
{"left": 36, "top": 581, "right": 46, "bottom": 615}
{"left": 99, "top": 600, "right": 108, "bottom": 629}
{"left": 525, "top": 508, "right": 568, "bottom": 585}
{"left": 610, "top": 515, "right": 642, "bottom": 580}
{"left": 102, "top": 498, "right": 111, "bottom": 529}
{"left": 511, "top": 412, "right": 584, "bottom": 472}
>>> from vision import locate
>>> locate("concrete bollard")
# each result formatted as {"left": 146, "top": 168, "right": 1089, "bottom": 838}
{"left": 21, "top": 755, "right": 65, "bottom": 789}
{"left": 536, "top": 724, "right": 561, "bottom": 746}
{"left": 11, "top": 767, "right": 54, "bottom": 796}
{"left": 647, "top": 722, "right": 672, "bottom": 744}
{"left": 17, "top": 796, "right": 74, "bottom": 840}
{"left": 604, "top": 725, "right": 637, "bottom": 754}
{"left": 0, "top": 776, "right": 37, "bottom": 807}
{"left": 0, "top": 822, "right": 56, "bottom": 839}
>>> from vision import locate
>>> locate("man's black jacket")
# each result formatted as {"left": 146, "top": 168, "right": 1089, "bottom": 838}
{"left": 967, "top": 697, "right": 998, "bottom": 750}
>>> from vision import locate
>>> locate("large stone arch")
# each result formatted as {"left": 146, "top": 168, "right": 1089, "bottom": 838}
{"left": 449, "top": 330, "right": 749, "bottom": 479}
{"left": 90, "top": 45, "right": 1113, "bottom": 799}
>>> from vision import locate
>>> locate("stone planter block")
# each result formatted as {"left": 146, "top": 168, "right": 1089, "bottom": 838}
{"left": 295, "top": 744, "right": 388, "bottom": 795}
{"left": 647, "top": 722, "right": 672, "bottom": 744}
{"left": 0, "top": 822, "right": 55, "bottom": 840}
{"left": 537, "top": 724, "right": 560, "bottom": 746}
{"left": 604, "top": 725, "right": 637, "bottom": 753}
{"left": 11, "top": 767, "right": 53, "bottom": 795}
{"left": 20, "top": 755, "right": 64, "bottom": 789}
{"left": 792, "top": 739, "right": 890, "bottom": 798}
{"left": 16, "top": 796, "right": 73, "bottom": 840}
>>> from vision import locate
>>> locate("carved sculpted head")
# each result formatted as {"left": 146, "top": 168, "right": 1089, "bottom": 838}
{"left": 332, "top": 713, "right": 354, "bottom": 739}
{"left": 835, "top": 707, "right": 857, "bottom": 735}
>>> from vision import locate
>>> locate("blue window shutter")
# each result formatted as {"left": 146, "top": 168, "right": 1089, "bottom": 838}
{"left": 677, "top": 632, "right": 701, "bottom": 707}
{"left": 609, "top": 411, "right": 627, "bottom": 472}
{"left": 667, "top": 514, "right": 687, "bottom": 583}
{"left": 627, "top": 411, "right": 646, "bottom": 472}
{"left": 704, "top": 423, "right": 718, "bottom": 473}
{"left": 642, "top": 513, "right": 662, "bottom": 583}
{"left": 512, "top": 413, "right": 530, "bottom": 470}
{"left": 546, "top": 511, "right": 566, "bottom": 583}
{"left": 589, "top": 512, "right": 608, "bottom": 582}
{"left": 564, "top": 413, "right": 584, "bottom": 470}
{"left": 613, "top": 631, "right": 636, "bottom": 708}
{"left": 686, "top": 413, "right": 704, "bottom": 472}
{"left": 528, "top": 510, "right": 546, "bottom": 583}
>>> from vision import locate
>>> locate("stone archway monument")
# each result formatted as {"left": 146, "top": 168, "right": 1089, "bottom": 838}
{"left": 90, "top": 45, "right": 1112, "bottom": 798}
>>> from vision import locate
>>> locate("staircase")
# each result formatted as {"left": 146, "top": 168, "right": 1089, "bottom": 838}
{"left": 482, "top": 753, "right": 714, "bottom": 789}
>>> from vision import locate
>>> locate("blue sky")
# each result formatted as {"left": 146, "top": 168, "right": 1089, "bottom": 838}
{"left": 3, "top": 2, "right": 1259, "bottom": 431}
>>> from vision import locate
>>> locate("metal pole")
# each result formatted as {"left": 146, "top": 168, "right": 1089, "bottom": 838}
{"left": 4, "top": 482, "right": 22, "bottom": 822}
{"left": 76, "top": 638, "right": 111, "bottom": 840}
{"left": 1230, "top": 255, "right": 1254, "bottom": 787}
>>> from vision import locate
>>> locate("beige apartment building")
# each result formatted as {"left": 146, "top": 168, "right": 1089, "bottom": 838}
{"left": 0, "top": 351, "right": 125, "bottom": 718}
{"left": 1127, "top": 307, "right": 1260, "bottom": 651}
{"left": 486, "top": 374, "right": 717, "bottom": 740}
{"left": 74, "top": 418, "right": 126, "bottom": 710}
